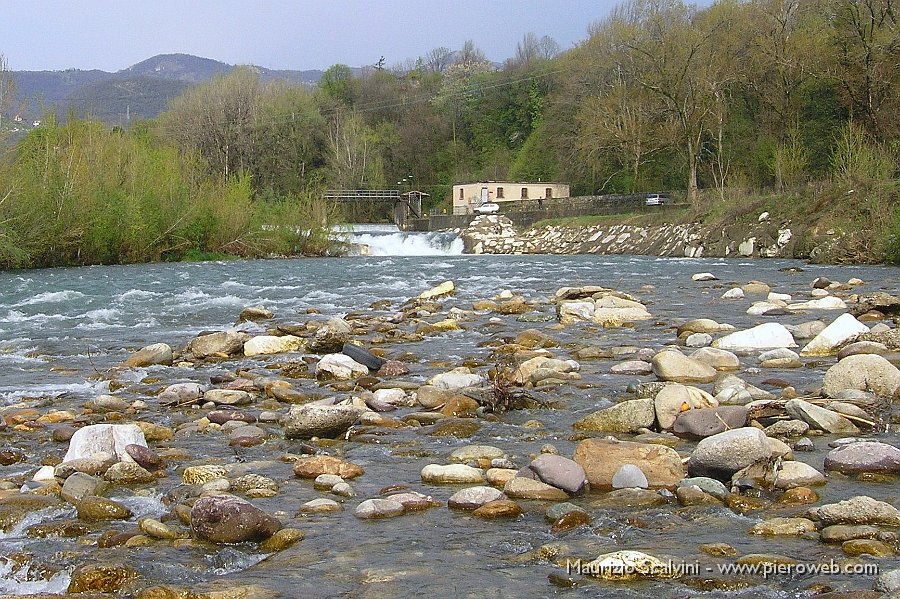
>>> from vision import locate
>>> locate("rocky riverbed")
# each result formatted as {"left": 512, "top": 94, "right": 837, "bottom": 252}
{"left": 0, "top": 256, "right": 899, "bottom": 598}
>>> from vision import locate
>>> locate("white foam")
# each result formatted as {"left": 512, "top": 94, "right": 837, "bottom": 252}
{"left": 0, "top": 560, "right": 71, "bottom": 595}
{"left": 13, "top": 290, "right": 84, "bottom": 306}
{"left": 115, "top": 289, "right": 162, "bottom": 301}
{"left": 1, "top": 311, "right": 66, "bottom": 324}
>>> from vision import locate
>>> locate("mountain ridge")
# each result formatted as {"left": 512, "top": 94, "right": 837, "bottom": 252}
{"left": 7, "top": 53, "right": 330, "bottom": 125}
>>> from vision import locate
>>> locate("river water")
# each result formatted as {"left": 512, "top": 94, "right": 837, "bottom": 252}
{"left": 1, "top": 245, "right": 898, "bottom": 597}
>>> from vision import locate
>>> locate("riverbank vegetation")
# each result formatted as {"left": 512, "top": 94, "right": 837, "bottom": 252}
{"left": 0, "top": 0, "right": 898, "bottom": 267}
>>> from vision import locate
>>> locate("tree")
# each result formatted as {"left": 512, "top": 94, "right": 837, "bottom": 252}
{"left": 829, "top": 0, "right": 900, "bottom": 139}
{"left": 317, "top": 64, "right": 358, "bottom": 109}
{"left": 422, "top": 46, "right": 454, "bottom": 73}
{"left": 0, "top": 53, "right": 15, "bottom": 133}
{"left": 159, "top": 67, "right": 262, "bottom": 179}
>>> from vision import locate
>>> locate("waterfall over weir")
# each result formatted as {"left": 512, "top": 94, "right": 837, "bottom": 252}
{"left": 337, "top": 224, "right": 464, "bottom": 256}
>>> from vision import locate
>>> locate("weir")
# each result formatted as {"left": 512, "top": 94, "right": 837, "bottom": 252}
{"left": 336, "top": 224, "right": 463, "bottom": 256}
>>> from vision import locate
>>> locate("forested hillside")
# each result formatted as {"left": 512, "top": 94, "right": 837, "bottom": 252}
{"left": 0, "top": 0, "right": 897, "bottom": 268}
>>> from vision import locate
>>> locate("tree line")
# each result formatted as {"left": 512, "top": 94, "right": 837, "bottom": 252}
{"left": 0, "top": 0, "right": 897, "bottom": 267}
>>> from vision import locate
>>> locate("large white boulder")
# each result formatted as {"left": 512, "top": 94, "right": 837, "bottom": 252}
{"left": 315, "top": 353, "right": 370, "bottom": 380}
{"left": 800, "top": 313, "right": 869, "bottom": 356}
{"left": 712, "top": 323, "right": 796, "bottom": 352}
{"left": 63, "top": 424, "right": 148, "bottom": 463}
{"left": 822, "top": 354, "right": 900, "bottom": 398}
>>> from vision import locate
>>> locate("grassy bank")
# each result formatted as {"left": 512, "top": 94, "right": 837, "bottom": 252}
{"left": 529, "top": 182, "right": 899, "bottom": 265}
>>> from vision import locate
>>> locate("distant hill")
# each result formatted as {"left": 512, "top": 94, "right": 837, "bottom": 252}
{"left": 7, "top": 53, "right": 329, "bottom": 126}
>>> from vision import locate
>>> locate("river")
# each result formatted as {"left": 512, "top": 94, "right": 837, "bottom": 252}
{"left": 1, "top": 240, "right": 898, "bottom": 597}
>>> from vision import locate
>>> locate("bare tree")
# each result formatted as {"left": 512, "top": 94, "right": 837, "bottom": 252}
{"left": 455, "top": 40, "right": 489, "bottom": 67}
{"left": 422, "top": 47, "right": 454, "bottom": 73}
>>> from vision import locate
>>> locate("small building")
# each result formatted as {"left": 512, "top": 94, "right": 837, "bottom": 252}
{"left": 452, "top": 181, "right": 569, "bottom": 215}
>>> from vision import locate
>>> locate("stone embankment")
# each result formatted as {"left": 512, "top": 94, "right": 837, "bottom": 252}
{"left": 461, "top": 214, "right": 808, "bottom": 258}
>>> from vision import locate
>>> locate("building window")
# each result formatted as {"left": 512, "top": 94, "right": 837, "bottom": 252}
{"left": 459, "top": 189, "right": 464, "bottom": 201}
{"left": 546, "top": 187, "right": 553, "bottom": 199}
{"left": 521, "top": 187, "right": 528, "bottom": 199}
{"left": 496, "top": 187, "right": 504, "bottom": 199}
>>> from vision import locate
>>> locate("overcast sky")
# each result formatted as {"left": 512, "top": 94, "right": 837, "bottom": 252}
{"left": 3, "top": 0, "right": 616, "bottom": 72}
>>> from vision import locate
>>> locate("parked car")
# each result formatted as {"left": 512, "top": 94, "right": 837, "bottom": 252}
{"left": 645, "top": 193, "right": 673, "bottom": 206}
{"left": 474, "top": 202, "right": 500, "bottom": 215}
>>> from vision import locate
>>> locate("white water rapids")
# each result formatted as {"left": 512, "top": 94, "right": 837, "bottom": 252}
{"left": 337, "top": 224, "right": 464, "bottom": 256}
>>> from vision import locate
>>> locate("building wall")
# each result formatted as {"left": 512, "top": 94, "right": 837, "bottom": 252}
{"left": 451, "top": 182, "right": 570, "bottom": 215}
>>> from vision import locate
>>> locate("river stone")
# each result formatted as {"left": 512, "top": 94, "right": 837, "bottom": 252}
{"left": 842, "top": 539, "right": 894, "bottom": 557}
{"left": 76, "top": 496, "right": 133, "bottom": 522}
{"left": 449, "top": 445, "right": 506, "bottom": 463}
{"left": 573, "top": 438, "right": 684, "bottom": 491}
{"left": 800, "top": 313, "right": 869, "bottom": 356}
{"left": 689, "top": 347, "right": 741, "bottom": 371}
{"left": 611, "top": 464, "right": 649, "bottom": 489}
{"left": 824, "top": 441, "right": 900, "bottom": 475}
{"left": 672, "top": 405, "right": 748, "bottom": 439}
{"left": 473, "top": 500, "right": 523, "bottom": 519}
{"left": 512, "top": 356, "right": 579, "bottom": 385}
{"left": 651, "top": 350, "right": 718, "bottom": 384}
{"left": 258, "top": 527, "right": 304, "bottom": 552}
{"left": 385, "top": 492, "right": 439, "bottom": 511}
{"left": 749, "top": 517, "right": 816, "bottom": 536}
{"left": 784, "top": 398, "right": 859, "bottom": 434}
{"left": 654, "top": 384, "right": 717, "bottom": 430}
{"left": 354, "top": 498, "right": 405, "bottom": 519}
{"left": 503, "top": 477, "right": 569, "bottom": 500}
{"left": 874, "top": 568, "right": 900, "bottom": 593}
{"left": 836, "top": 341, "right": 888, "bottom": 360}
{"left": 764, "top": 419, "right": 809, "bottom": 437}
{"left": 610, "top": 360, "right": 653, "bottom": 375}
{"left": 293, "top": 455, "right": 364, "bottom": 479}
{"left": 122, "top": 342, "right": 172, "bottom": 367}
{"left": 692, "top": 273, "right": 718, "bottom": 282}
{"left": 243, "top": 335, "right": 303, "bottom": 357}
{"left": 67, "top": 563, "right": 140, "bottom": 594}
{"left": 191, "top": 494, "right": 282, "bottom": 543}
{"left": 64, "top": 424, "right": 147, "bottom": 463}
{"left": 123, "top": 444, "right": 162, "bottom": 470}
{"left": 787, "top": 296, "right": 847, "bottom": 311}
{"left": 448, "top": 486, "right": 506, "bottom": 509}
{"left": 584, "top": 550, "right": 679, "bottom": 581}
{"left": 592, "top": 295, "right": 652, "bottom": 325}
{"left": 421, "top": 463, "right": 484, "bottom": 484}
{"left": 238, "top": 305, "right": 273, "bottom": 321}
{"left": 203, "top": 389, "right": 252, "bottom": 406}
{"left": 685, "top": 333, "right": 712, "bottom": 347}
{"left": 419, "top": 280, "right": 455, "bottom": 299}
{"left": 758, "top": 348, "right": 801, "bottom": 368}
{"left": 558, "top": 300, "right": 595, "bottom": 324}
{"left": 139, "top": 517, "right": 178, "bottom": 540}
{"left": 281, "top": 404, "right": 363, "bottom": 439}
{"left": 807, "top": 495, "right": 900, "bottom": 526}
{"left": 298, "top": 498, "right": 342, "bottom": 514}
{"left": 712, "top": 323, "right": 796, "bottom": 351}
{"left": 687, "top": 427, "right": 771, "bottom": 480}
{"left": 822, "top": 354, "right": 900, "bottom": 398}
{"left": 158, "top": 382, "right": 205, "bottom": 405}
{"left": 428, "top": 367, "right": 484, "bottom": 390}
{"left": 573, "top": 398, "right": 655, "bottom": 433}
{"left": 61, "top": 472, "right": 108, "bottom": 504}
{"left": 678, "top": 318, "right": 735, "bottom": 336}
{"left": 722, "top": 288, "right": 744, "bottom": 299}
{"left": 104, "top": 461, "right": 155, "bottom": 484}
{"left": 315, "top": 353, "right": 369, "bottom": 380}
{"left": 820, "top": 524, "right": 882, "bottom": 543}
{"left": 527, "top": 454, "right": 588, "bottom": 495}
{"left": 771, "top": 460, "right": 826, "bottom": 488}
{"left": 188, "top": 331, "right": 248, "bottom": 358}
{"left": 676, "top": 477, "right": 728, "bottom": 500}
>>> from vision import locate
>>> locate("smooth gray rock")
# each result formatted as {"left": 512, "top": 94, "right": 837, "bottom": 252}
{"left": 190, "top": 495, "right": 282, "bottom": 543}
{"left": 281, "top": 404, "right": 363, "bottom": 439}
{"left": 611, "top": 464, "right": 649, "bottom": 489}
{"left": 822, "top": 354, "right": 900, "bottom": 398}
{"left": 188, "top": 331, "right": 248, "bottom": 358}
{"left": 784, "top": 398, "right": 859, "bottom": 434}
{"left": 528, "top": 454, "right": 588, "bottom": 495}
{"left": 673, "top": 406, "right": 748, "bottom": 439}
{"left": 824, "top": 441, "right": 900, "bottom": 475}
{"left": 687, "top": 427, "right": 771, "bottom": 481}
{"left": 341, "top": 343, "right": 385, "bottom": 370}
{"left": 354, "top": 498, "right": 405, "bottom": 519}
{"left": 61, "top": 472, "right": 108, "bottom": 505}
{"left": 651, "top": 350, "right": 718, "bottom": 384}
{"left": 573, "top": 398, "right": 655, "bottom": 434}
{"left": 448, "top": 486, "right": 506, "bottom": 510}
{"left": 676, "top": 476, "right": 728, "bottom": 500}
